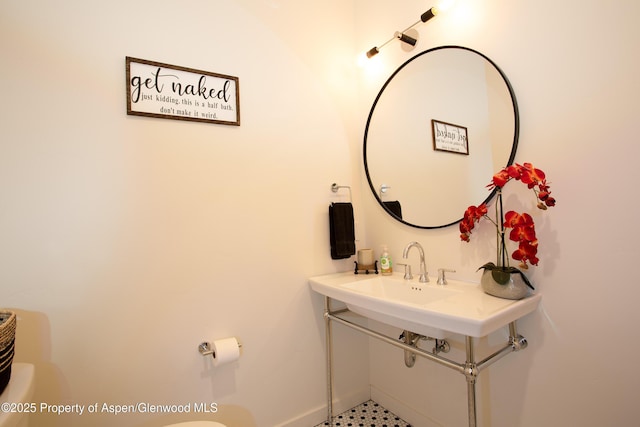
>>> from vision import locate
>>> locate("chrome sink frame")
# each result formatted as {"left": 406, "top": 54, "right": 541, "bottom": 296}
{"left": 323, "top": 296, "right": 529, "bottom": 427}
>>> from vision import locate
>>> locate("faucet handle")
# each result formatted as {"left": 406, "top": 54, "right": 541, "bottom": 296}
{"left": 397, "top": 263, "right": 413, "bottom": 280}
{"left": 437, "top": 268, "right": 456, "bottom": 285}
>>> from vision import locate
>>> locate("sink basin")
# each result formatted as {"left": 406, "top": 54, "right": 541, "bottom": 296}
{"left": 309, "top": 272, "right": 541, "bottom": 338}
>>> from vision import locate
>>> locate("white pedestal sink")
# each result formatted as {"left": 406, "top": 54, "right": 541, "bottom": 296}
{"left": 309, "top": 271, "right": 541, "bottom": 338}
{"left": 309, "top": 271, "right": 542, "bottom": 427}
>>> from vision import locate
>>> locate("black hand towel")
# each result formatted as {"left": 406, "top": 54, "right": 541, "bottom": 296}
{"left": 383, "top": 200, "right": 403, "bottom": 219}
{"left": 329, "top": 202, "right": 356, "bottom": 259}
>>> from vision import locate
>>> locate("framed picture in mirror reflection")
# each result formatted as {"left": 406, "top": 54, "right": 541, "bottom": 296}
{"left": 431, "top": 119, "right": 469, "bottom": 155}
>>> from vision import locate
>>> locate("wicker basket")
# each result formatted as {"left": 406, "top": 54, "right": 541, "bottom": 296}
{"left": 0, "top": 311, "right": 17, "bottom": 395}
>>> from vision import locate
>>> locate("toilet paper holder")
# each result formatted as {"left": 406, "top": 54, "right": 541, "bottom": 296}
{"left": 198, "top": 340, "right": 242, "bottom": 358}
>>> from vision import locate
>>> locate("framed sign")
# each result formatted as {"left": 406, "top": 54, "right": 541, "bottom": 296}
{"left": 126, "top": 57, "right": 240, "bottom": 126}
{"left": 431, "top": 119, "right": 468, "bottom": 155}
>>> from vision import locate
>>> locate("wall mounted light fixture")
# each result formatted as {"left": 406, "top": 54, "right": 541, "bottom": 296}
{"left": 366, "top": 6, "right": 439, "bottom": 58}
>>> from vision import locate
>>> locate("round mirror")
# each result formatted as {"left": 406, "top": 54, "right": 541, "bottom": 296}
{"left": 364, "top": 46, "right": 519, "bottom": 229}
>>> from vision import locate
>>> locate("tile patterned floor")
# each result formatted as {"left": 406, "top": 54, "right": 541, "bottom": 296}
{"left": 314, "top": 400, "right": 411, "bottom": 427}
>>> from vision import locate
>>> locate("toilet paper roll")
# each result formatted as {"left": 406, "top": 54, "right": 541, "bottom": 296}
{"left": 211, "top": 337, "right": 240, "bottom": 367}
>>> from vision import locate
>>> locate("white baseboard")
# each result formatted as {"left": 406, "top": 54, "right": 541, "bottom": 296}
{"left": 274, "top": 387, "right": 370, "bottom": 427}
{"left": 370, "top": 385, "right": 443, "bottom": 427}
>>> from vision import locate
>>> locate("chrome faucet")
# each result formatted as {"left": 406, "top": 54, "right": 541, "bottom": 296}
{"left": 402, "top": 241, "right": 429, "bottom": 283}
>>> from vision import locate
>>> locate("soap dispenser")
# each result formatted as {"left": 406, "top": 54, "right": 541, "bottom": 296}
{"left": 380, "top": 245, "right": 392, "bottom": 275}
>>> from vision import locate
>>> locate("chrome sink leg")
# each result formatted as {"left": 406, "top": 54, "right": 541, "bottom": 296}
{"left": 509, "top": 321, "right": 528, "bottom": 351}
{"left": 323, "top": 303, "right": 529, "bottom": 427}
{"left": 324, "top": 297, "right": 334, "bottom": 424}
{"left": 465, "top": 336, "right": 479, "bottom": 427}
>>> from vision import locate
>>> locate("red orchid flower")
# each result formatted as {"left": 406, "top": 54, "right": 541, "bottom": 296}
{"left": 504, "top": 211, "right": 529, "bottom": 228}
{"left": 490, "top": 169, "right": 511, "bottom": 189}
{"left": 460, "top": 162, "right": 556, "bottom": 270}
{"left": 518, "top": 163, "right": 546, "bottom": 188}
{"left": 512, "top": 240, "right": 539, "bottom": 268}
{"left": 459, "top": 203, "right": 488, "bottom": 241}
{"left": 510, "top": 225, "right": 536, "bottom": 244}
{"left": 504, "top": 211, "right": 536, "bottom": 243}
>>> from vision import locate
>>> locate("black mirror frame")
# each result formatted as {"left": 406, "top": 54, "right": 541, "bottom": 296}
{"left": 363, "top": 45, "right": 520, "bottom": 229}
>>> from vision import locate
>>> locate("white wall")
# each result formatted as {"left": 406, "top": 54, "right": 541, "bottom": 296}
{"left": 356, "top": 0, "right": 640, "bottom": 426}
{"left": 0, "top": 1, "right": 370, "bottom": 426}
{"left": 3, "top": 1, "right": 640, "bottom": 426}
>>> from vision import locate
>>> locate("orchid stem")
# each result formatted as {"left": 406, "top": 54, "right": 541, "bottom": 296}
{"left": 497, "top": 189, "right": 508, "bottom": 269}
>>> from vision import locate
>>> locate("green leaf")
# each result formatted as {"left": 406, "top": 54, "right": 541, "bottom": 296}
{"left": 491, "top": 269, "right": 511, "bottom": 285}
{"left": 477, "top": 262, "right": 497, "bottom": 271}
{"left": 515, "top": 270, "right": 535, "bottom": 290}
{"left": 477, "top": 263, "right": 535, "bottom": 290}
